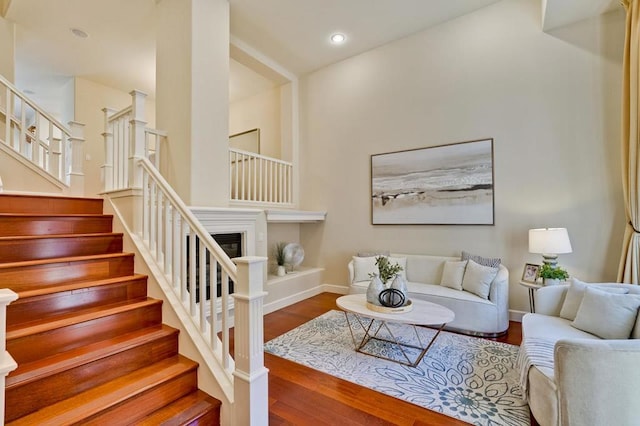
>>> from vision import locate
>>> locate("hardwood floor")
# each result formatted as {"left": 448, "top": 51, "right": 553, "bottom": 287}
{"left": 265, "top": 292, "right": 523, "bottom": 425}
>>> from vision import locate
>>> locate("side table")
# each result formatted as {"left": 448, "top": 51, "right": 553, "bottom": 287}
{"left": 519, "top": 280, "right": 543, "bottom": 313}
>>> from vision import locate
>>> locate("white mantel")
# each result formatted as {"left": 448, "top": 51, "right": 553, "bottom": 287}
{"left": 190, "top": 207, "right": 262, "bottom": 256}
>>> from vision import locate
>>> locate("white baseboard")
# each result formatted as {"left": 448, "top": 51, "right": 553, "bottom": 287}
{"left": 263, "top": 283, "right": 349, "bottom": 315}
{"left": 509, "top": 309, "right": 527, "bottom": 323}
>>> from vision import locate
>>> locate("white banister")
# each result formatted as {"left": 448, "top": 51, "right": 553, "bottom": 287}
{"left": 229, "top": 148, "right": 293, "bottom": 206}
{"left": 0, "top": 74, "right": 83, "bottom": 189}
{"left": 0, "top": 289, "right": 18, "bottom": 424}
{"left": 136, "top": 157, "right": 268, "bottom": 424}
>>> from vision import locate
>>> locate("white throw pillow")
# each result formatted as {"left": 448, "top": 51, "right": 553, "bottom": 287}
{"left": 560, "top": 278, "right": 629, "bottom": 321}
{"left": 571, "top": 287, "right": 640, "bottom": 339}
{"left": 352, "top": 256, "right": 378, "bottom": 283}
{"left": 388, "top": 256, "right": 407, "bottom": 278}
{"left": 461, "top": 259, "right": 498, "bottom": 300}
{"left": 440, "top": 260, "right": 468, "bottom": 290}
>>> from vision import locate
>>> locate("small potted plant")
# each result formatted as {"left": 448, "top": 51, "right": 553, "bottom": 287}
{"left": 274, "top": 242, "right": 287, "bottom": 276}
{"left": 538, "top": 264, "right": 569, "bottom": 286}
{"left": 369, "top": 256, "right": 403, "bottom": 285}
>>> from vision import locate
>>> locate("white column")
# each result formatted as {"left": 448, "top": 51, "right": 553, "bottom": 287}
{"left": 232, "top": 256, "right": 268, "bottom": 426}
{"left": 156, "top": 0, "right": 229, "bottom": 206}
{"left": 67, "top": 121, "right": 85, "bottom": 196}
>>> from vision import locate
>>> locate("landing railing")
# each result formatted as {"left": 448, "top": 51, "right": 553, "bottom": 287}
{"left": 0, "top": 74, "right": 84, "bottom": 189}
{"left": 102, "top": 90, "right": 166, "bottom": 192}
{"left": 103, "top": 90, "right": 268, "bottom": 425}
{"left": 230, "top": 148, "right": 293, "bottom": 205}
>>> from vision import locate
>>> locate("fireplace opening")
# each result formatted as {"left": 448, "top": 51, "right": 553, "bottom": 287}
{"left": 187, "top": 232, "right": 242, "bottom": 302}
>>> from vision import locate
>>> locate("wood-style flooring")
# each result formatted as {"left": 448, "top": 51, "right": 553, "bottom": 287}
{"left": 265, "top": 292, "right": 523, "bottom": 425}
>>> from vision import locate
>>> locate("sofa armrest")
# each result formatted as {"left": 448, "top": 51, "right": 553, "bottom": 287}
{"left": 347, "top": 260, "right": 355, "bottom": 284}
{"left": 488, "top": 265, "right": 509, "bottom": 332}
{"left": 534, "top": 284, "right": 569, "bottom": 316}
{"left": 555, "top": 339, "right": 640, "bottom": 425}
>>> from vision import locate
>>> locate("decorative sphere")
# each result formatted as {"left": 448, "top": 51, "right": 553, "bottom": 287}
{"left": 378, "top": 288, "right": 405, "bottom": 308}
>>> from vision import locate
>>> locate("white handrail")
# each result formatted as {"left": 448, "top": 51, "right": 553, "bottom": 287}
{"left": 229, "top": 148, "right": 293, "bottom": 205}
{"left": 0, "top": 289, "right": 18, "bottom": 425}
{"left": 0, "top": 74, "right": 83, "bottom": 188}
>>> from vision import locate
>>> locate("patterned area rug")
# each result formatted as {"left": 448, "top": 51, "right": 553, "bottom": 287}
{"left": 265, "top": 310, "right": 529, "bottom": 426}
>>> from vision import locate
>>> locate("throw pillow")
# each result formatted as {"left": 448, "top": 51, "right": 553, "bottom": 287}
{"left": 352, "top": 256, "right": 378, "bottom": 283}
{"left": 440, "top": 260, "right": 468, "bottom": 290}
{"left": 461, "top": 259, "right": 498, "bottom": 299}
{"left": 461, "top": 251, "right": 501, "bottom": 268}
{"left": 388, "top": 256, "right": 407, "bottom": 278}
{"left": 571, "top": 287, "right": 640, "bottom": 339}
{"left": 559, "top": 278, "right": 629, "bottom": 321}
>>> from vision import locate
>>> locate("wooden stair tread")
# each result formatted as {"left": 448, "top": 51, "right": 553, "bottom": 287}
{"left": 7, "top": 325, "right": 177, "bottom": 388}
{"left": 137, "top": 390, "right": 222, "bottom": 425}
{"left": 0, "top": 252, "right": 134, "bottom": 270}
{"left": 0, "top": 213, "right": 112, "bottom": 218}
{"left": 7, "top": 298, "right": 161, "bottom": 338}
{"left": 9, "top": 273, "right": 147, "bottom": 297}
{"left": 0, "top": 232, "right": 123, "bottom": 242}
{"left": 6, "top": 355, "right": 198, "bottom": 426}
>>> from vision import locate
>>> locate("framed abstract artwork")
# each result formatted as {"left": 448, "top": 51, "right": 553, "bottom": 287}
{"left": 371, "top": 138, "right": 495, "bottom": 225}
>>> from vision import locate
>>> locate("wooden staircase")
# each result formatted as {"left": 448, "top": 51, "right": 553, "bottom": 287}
{"left": 0, "top": 193, "right": 221, "bottom": 425}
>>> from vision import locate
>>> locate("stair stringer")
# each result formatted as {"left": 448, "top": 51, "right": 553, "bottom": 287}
{"left": 102, "top": 195, "right": 234, "bottom": 426}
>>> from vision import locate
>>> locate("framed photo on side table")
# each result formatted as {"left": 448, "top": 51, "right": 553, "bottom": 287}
{"left": 522, "top": 263, "right": 540, "bottom": 283}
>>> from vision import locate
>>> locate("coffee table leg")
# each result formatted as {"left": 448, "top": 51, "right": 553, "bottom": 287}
{"left": 343, "top": 311, "right": 376, "bottom": 350}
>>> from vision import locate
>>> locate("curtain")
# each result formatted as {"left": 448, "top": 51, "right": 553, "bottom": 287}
{"left": 619, "top": 0, "right": 640, "bottom": 284}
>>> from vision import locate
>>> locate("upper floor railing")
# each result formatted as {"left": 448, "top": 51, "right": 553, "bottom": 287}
{"left": 0, "top": 74, "right": 84, "bottom": 189}
{"left": 229, "top": 148, "right": 293, "bottom": 206}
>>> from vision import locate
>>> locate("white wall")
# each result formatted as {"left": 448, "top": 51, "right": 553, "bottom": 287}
{"left": 299, "top": 0, "right": 625, "bottom": 312}
{"left": 74, "top": 78, "right": 156, "bottom": 198}
{"left": 229, "top": 86, "right": 282, "bottom": 159}
{"left": 0, "top": 15, "right": 14, "bottom": 82}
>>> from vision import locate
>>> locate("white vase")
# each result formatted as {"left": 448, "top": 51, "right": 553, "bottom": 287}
{"left": 390, "top": 275, "right": 408, "bottom": 306}
{"left": 277, "top": 265, "right": 286, "bottom": 277}
{"left": 544, "top": 278, "right": 560, "bottom": 286}
{"left": 366, "top": 275, "right": 385, "bottom": 306}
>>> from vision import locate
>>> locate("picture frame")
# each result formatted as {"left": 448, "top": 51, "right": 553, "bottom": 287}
{"left": 522, "top": 263, "right": 540, "bottom": 283}
{"left": 371, "top": 138, "right": 494, "bottom": 225}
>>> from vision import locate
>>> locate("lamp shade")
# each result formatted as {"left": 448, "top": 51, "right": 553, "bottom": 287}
{"left": 529, "top": 228, "right": 572, "bottom": 254}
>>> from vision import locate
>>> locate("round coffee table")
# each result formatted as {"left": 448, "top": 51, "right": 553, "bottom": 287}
{"left": 336, "top": 293, "right": 455, "bottom": 367}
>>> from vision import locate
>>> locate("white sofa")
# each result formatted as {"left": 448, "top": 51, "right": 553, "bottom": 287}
{"left": 521, "top": 280, "right": 640, "bottom": 426}
{"left": 347, "top": 253, "right": 509, "bottom": 336}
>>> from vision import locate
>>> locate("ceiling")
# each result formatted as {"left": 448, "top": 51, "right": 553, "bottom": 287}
{"left": 3, "top": 0, "right": 623, "bottom": 108}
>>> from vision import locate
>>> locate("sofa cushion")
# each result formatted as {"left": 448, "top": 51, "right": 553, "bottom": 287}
{"left": 523, "top": 313, "right": 598, "bottom": 344}
{"left": 357, "top": 250, "right": 390, "bottom": 257}
{"left": 351, "top": 256, "right": 378, "bottom": 283}
{"left": 440, "top": 260, "right": 467, "bottom": 290}
{"left": 461, "top": 259, "right": 498, "bottom": 299}
{"left": 461, "top": 250, "right": 501, "bottom": 268}
{"left": 571, "top": 287, "right": 640, "bottom": 339}
{"left": 559, "top": 278, "right": 629, "bottom": 321}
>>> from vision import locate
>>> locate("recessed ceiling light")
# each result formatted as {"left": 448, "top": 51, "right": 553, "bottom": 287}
{"left": 70, "top": 28, "right": 89, "bottom": 39}
{"left": 330, "top": 33, "right": 346, "bottom": 44}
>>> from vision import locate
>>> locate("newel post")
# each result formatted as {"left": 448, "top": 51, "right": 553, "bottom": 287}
{"left": 0, "top": 289, "right": 18, "bottom": 424}
{"left": 101, "top": 108, "right": 115, "bottom": 192}
{"left": 129, "top": 90, "right": 147, "bottom": 190}
{"left": 232, "top": 256, "right": 269, "bottom": 426}
{"left": 67, "top": 121, "right": 85, "bottom": 196}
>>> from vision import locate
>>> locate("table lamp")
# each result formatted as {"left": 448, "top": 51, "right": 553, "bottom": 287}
{"left": 528, "top": 228, "right": 572, "bottom": 267}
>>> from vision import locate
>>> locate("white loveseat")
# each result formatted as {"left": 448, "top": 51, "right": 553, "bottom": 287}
{"left": 521, "top": 279, "right": 640, "bottom": 426}
{"left": 347, "top": 253, "right": 509, "bottom": 336}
